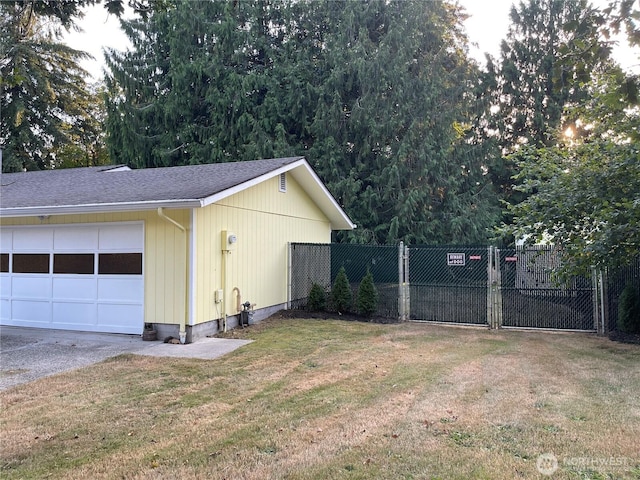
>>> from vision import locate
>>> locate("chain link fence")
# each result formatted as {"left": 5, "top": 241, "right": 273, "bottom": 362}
{"left": 604, "top": 257, "right": 640, "bottom": 333}
{"left": 289, "top": 243, "right": 398, "bottom": 317}
{"left": 289, "top": 243, "right": 636, "bottom": 333}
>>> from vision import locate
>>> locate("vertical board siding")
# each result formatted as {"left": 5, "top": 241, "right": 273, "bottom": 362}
{"left": 1, "top": 210, "right": 190, "bottom": 327}
{"left": 194, "top": 175, "right": 331, "bottom": 325}
{"left": 3, "top": 172, "right": 336, "bottom": 330}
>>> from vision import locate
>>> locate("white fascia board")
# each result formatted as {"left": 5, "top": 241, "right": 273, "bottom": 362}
{"left": 0, "top": 199, "right": 204, "bottom": 218}
{"left": 289, "top": 162, "right": 356, "bottom": 230}
{"left": 200, "top": 158, "right": 356, "bottom": 231}
{"left": 199, "top": 158, "right": 308, "bottom": 207}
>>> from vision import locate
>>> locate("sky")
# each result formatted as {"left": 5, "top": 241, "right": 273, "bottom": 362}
{"left": 64, "top": 0, "right": 638, "bottom": 81}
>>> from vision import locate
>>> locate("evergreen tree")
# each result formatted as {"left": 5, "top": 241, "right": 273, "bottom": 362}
{"left": 308, "top": 0, "right": 499, "bottom": 244}
{"left": 0, "top": 2, "right": 95, "bottom": 171}
{"left": 331, "top": 266, "right": 352, "bottom": 314}
{"left": 307, "top": 283, "right": 327, "bottom": 312}
{"left": 357, "top": 269, "right": 378, "bottom": 317}
{"left": 105, "top": 0, "right": 308, "bottom": 167}
{"left": 54, "top": 85, "right": 111, "bottom": 168}
{"left": 104, "top": 0, "right": 500, "bottom": 245}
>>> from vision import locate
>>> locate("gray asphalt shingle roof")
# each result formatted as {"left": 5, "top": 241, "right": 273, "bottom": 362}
{"left": 0, "top": 157, "right": 356, "bottom": 230}
{"left": 0, "top": 157, "right": 303, "bottom": 209}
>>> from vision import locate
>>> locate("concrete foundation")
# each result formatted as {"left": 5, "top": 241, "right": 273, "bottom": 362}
{"left": 150, "top": 303, "right": 286, "bottom": 343}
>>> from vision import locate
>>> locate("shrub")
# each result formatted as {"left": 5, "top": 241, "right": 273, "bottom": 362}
{"left": 618, "top": 284, "right": 640, "bottom": 333}
{"left": 357, "top": 268, "right": 378, "bottom": 317}
{"left": 331, "top": 266, "right": 352, "bottom": 313}
{"left": 307, "top": 282, "right": 326, "bottom": 312}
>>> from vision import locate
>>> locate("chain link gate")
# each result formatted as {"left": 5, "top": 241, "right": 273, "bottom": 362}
{"left": 405, "top": 246, "right": 490, "bottom": 325}
{"left": 289, "top": 243, "right": 601, "bottom": 331}
{"left": 494, "top": 246, "right": 598, "bottom": 331}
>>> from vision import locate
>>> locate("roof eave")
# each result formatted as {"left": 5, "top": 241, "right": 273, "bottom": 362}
{"left": 0, "top": 199, "right": 203, "bottom": 218}
{"left": 1, "top": 158, "right": 356, "bottom": 230}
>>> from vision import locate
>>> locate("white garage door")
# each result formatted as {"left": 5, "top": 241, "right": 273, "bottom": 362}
{"left": 0, "top": 223, "right": 144, "bottom": 334}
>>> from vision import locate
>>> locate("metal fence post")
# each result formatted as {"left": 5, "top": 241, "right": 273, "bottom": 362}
{"left": 591, "top": 268, "right": 601, "bottom": 334}
{"left": 487, "top": 246, "right": 494, "bottom": 328}
{"left": 404, "top": 244, "right": 410, "bottom": 321}
{"left": 398, "top": 242, "right": 405, "bottom": 321}
{"left": 494, "top": 247, "right": 503, "bottom": 329}
{"left": 287, "top": 242, "right": 292, "bottom": 310}
{"left": 598, "top": 270, "right": 606, "bottom": 334}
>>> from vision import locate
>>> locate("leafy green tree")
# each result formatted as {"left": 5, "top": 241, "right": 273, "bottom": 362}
{"left": 105, "top": 0, "right": 500, "bottom": 244}
{"left": 505, "top": 73, "right": 640, "bottom": 276}
{"left": 331, "top": 266, "right": 352, "bottom": 314}
{"left": 357, "top": 269, "right": 378, "bottom": 317}
{"left": 605, "top": 0, "right": 640, "bottom": 48}
{"left": 482, "top": 0, "right": 618, "bottom": 217}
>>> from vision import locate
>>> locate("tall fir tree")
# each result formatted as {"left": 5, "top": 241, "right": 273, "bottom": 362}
{"left": 308, "top": 0, "right": 499, "bottom": 244}
{"left": 0, "top": 2, "right": 95, "bottom": 171}
{"left": 105, "top": 0, "right": 500, "bottom": 245}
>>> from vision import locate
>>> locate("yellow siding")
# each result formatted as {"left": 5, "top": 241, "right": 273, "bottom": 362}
{"left": 0, "top": 210, "right": 190, "bottom": 327}
{"left": 194, "top": 174, "right": 330, "bottom": 325}
{"left": 3, "top": 172, "right": 335, "bottom": 330}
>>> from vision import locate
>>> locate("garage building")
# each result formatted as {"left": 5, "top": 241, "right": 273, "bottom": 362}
{"left": 0, "top": 157, "right": 355, "bottom": 342}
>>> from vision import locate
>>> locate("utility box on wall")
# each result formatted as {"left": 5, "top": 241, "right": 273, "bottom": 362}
{"left": 214, "top": 289, "right": 223, "bottom": 304}
{"left": 221, "top": 230, "right": 237, "bottom": 252}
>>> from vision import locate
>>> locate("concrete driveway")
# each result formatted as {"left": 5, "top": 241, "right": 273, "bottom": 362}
{"left": 0, "top": 326, "right": 252, "bottom": 391}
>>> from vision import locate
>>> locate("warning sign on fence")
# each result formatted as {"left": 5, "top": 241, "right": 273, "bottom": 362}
{"left": 447, "top": 253, "right": 466, "bottom": 266}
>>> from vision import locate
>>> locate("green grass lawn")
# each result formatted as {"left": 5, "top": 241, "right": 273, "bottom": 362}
{"left": 1, "top": 317, "right": 639, "bottom": 479}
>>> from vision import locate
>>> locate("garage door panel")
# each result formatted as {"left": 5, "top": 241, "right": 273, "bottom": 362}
{"left": 0, "top": 230, "right": 12, "bottom": 251}
{"left": 98, "top": 277, "right": 143, "bottom": 302}
{"left": 52, "top": 277, "right": 97, "bottom": 300}
{"left": 54, "top": 227, "right": 99, "bottom": 250}
{"left": 53, "top": 302, "right": 97, "bottom": 325}
{"left": 12, "top": 276, "right": 51, "bottom": 299}
{"left": 99, "top": 225, "right": 143, "bottom": 251}
{"left": 1, "top": 275, "right": 10, "bottom": 296}
{"left": 13, "top": 228, "right": 53, "bottom": 251}
{"left": 12, "top": 300, "right": 50, "bottom": 323}
{"left": 0, "top": 299, "right": 10, "bottom": 321}
{"left": 98, "top": 304, "right": 143, "bottom": 334}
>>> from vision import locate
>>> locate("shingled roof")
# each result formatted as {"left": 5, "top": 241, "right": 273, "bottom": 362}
{"left": 0, "top": 157, "right": 355, "bottom": 230}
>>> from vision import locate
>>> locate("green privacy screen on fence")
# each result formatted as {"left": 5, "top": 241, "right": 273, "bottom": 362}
{"left": 289, "top": 243, "right": 637, "bottom": 333}
{"left": 408, "top": 246, "right": 489, "bottom": 325}
{"left": 289, "top": 243, "right": 398, "bottom": 317}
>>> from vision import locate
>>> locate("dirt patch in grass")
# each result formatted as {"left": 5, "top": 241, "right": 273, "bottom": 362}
{"left": 2, "top": 318, "right": 640, "bottom": 479}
